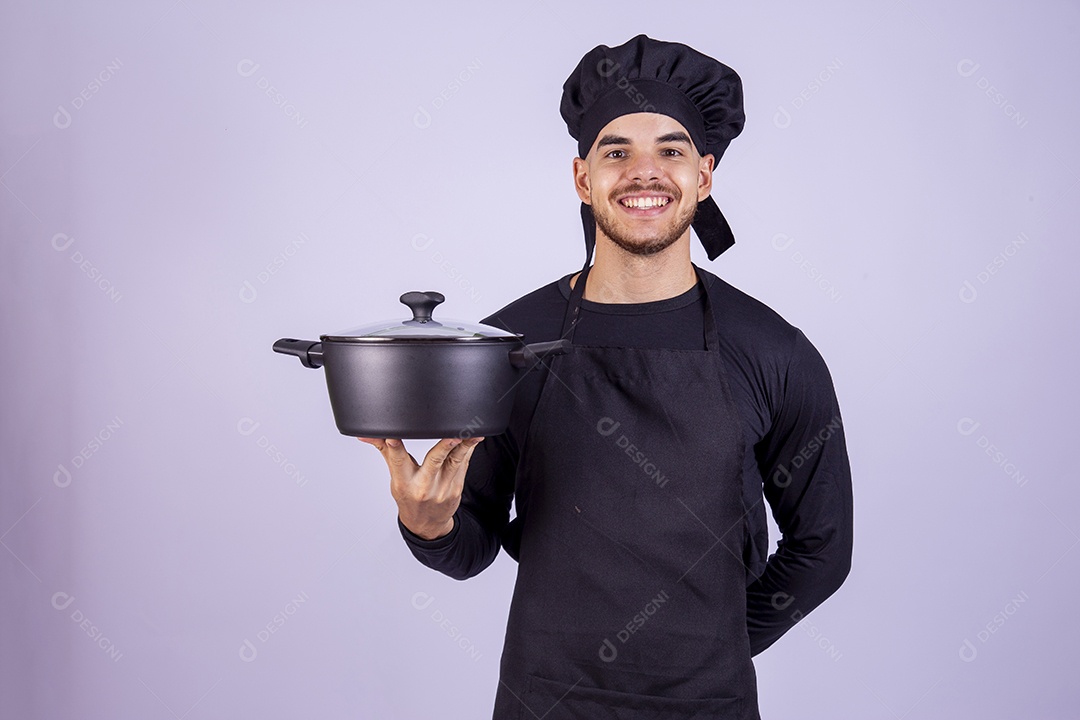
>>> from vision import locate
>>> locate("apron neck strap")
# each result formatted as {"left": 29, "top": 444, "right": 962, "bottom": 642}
{"left": 560, "top": 258, "right": 592, "bottom": 339}
{"left": 560, "top": 261, "right": 721, "bottom": 351}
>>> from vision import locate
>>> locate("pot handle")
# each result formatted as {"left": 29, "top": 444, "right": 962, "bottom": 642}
{"left": 273, "top": 338, "right": 324, "bottom": 369}
{"left": 509, "top": 339, "right": 572, "bottom": 369}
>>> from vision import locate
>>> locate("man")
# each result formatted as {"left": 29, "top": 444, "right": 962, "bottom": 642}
{"left": 361, "top": 35, "right": 853, "bottom": 719}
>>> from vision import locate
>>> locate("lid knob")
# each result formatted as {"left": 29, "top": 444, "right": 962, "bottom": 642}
{"left": 400, "top": 291, "right": 445, "bottom": 323}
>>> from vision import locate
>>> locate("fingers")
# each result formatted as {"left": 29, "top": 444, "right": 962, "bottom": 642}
{"left": 420, "top": 437, "right": 465, "bottom": 473}
{"left": 446, "top": 436, "right": 484, "bottom": 464}
{"left": 441, "top": 436, "right": 483, "bottom": 487}
{"left": 416, "top": 436, "right": 482, "bottom": 477}
{"left": 385, "top": 437, "right": 484, "bottom": 527}
{"left": 382, "top": 438, "right": 409, "bottom": 464}
{"left": 360, "top": 437, "right": 484, "bottom": 473}
{"left": 357, "top": 437, "right": 406, "bottom": 448}
{"left": 358, "top": 437, "right": 416, "bottom": 469}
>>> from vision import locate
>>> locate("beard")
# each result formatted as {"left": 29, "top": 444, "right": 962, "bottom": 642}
{"left": 591, "top": 184, "right": 698, "bottom": 257}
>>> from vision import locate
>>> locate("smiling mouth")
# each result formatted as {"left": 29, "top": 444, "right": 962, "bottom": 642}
{"left": 619, "top": 195, "right": 672, "bottom": 209}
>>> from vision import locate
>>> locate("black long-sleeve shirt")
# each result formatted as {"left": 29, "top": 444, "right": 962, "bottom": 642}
{"left": 398, "top": 266, "right": 853, "bottom": 656}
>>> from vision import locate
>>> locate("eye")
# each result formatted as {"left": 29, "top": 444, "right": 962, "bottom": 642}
{"left": 605, "top": 149, "right": 627, "bottom": 159}
{"left": 660, "top": 148, "right": 683, "bottom": 157}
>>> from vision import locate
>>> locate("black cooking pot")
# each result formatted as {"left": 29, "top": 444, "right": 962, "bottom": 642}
{"left": 273, "top": 291, "right": 570, "bottom": 439}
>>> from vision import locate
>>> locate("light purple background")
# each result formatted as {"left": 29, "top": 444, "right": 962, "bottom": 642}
{"left": 2, "top": 2, "right": 1077, "bottom": 718}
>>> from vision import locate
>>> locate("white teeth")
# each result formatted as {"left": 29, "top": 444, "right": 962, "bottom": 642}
{"left": 621, "top": 196, "right": 669, "bottom": 209}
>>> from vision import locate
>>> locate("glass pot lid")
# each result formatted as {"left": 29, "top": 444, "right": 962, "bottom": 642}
{"left": 322, "top": 291, "right": 520, "bottom": 342}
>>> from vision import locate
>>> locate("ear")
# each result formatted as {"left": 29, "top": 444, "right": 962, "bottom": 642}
{"left": 698, "top": 153, "right": 715, "bottom": 202}
{"left": 572, "top": 156, "right": 592, "bottom": 205}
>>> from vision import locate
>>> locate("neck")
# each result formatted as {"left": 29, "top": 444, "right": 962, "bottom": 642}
{"left": 571, "top": 232, "right": 697, "bottom": 303}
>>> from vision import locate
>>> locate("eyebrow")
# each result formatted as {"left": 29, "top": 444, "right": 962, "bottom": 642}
{"left": 596, "top": 134, "right": 631, "bottom": 148}
{"left": 596, "top": 131, "right": 693, "bottom": 148}
{"left": 655, "top": 131, "right": 692, "bottom": 145}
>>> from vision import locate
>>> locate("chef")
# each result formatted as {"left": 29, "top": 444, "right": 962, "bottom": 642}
{"left": 361, "top": 34, "right": 853, "bottom": 719}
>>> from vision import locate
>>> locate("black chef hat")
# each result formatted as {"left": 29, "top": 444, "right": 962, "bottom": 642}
{"left": 560, "top": 34, "right": 745, "bottom": 265}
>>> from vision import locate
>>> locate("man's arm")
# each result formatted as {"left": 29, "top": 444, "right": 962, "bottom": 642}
{"left": 745, "top": 328, "right": 853, "bottom": 656}
{"left": 397, "top": 430, "right": 516, "bottom": 580}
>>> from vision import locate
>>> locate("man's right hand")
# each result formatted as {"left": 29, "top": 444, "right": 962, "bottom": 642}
{"left": 358, "top": 436, "right": 485, "bottom": 540}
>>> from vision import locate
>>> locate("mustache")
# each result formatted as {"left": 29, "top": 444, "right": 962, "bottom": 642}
{"left": 609, "top": 183, "right": 680, "bottom": 200}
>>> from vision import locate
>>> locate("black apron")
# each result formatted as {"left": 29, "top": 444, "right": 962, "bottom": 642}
{"left": 492, "top": 263, "right": 760, "bottom": 719}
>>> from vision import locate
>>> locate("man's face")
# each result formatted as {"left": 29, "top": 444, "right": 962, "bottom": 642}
{"left": 573, "top": 112, "right": 714, "bottom": 257}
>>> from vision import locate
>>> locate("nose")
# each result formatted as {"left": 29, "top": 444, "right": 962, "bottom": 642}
{"left": 627, "top": 152, "right": 660, "bottom": 183}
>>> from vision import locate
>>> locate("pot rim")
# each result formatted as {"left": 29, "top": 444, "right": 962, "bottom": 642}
{"left": 318, "top": 333, "right": 524, "bottom": 344}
